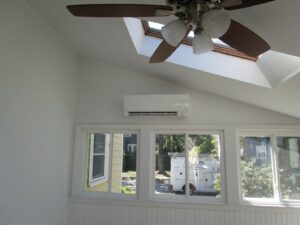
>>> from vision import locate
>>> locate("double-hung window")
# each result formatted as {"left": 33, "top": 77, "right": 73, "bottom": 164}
{"left": 88, "top": 133, "right": 110, "bottom": 186}
{"left": 238, "top": 131, "right": 300, "bottom": 203}
{"left": 153, "top": 131, "right": 224, "bottom": 202}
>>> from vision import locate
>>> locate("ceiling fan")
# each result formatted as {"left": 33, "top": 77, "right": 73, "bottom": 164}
{"left": 67, "top": 0, "right": 273, "bottom": 63}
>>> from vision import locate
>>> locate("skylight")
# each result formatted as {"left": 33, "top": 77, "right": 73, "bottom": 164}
{"left": 148, "top": 21, "right": 228, "bottom": 48}
{"left": 124, "top": 17, "right": 300, "bottom": 88}
{"left": 148, "top": 21, "right": 163, "bottom": 30}
{"left": 143, "top": 21, "right": 256, "bottom": 61}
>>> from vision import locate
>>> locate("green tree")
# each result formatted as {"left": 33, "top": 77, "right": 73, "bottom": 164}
{"left": 190, "top": 135, "right": 217, "bottom": 157}
{"left": 214, "top": 175, "right": 221, "bottom": 194}
{"left": 156, "top": 135, "right": 218, "bottom": 175}
{"left": 240, "top": 160, "right": 273, "bottom": 198}
{"left": 156, "top": 135, "right": 185, "bottom": 174}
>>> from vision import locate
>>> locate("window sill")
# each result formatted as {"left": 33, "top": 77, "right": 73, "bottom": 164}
{"left": 70, "top": 195, "right": 300, "bottom": 211}
{"left": 89, "top": 177, "right": 108, "bottom": 187}
{"left": 150, "top": 194, "right": 224, "bottom": 205}
{"left": 240, "top": 198, "right": 300, "bottom": 208}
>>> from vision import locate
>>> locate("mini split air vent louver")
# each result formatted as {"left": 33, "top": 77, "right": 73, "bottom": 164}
{"left": 124, "top": 95, "right": 189, "bottom": 117}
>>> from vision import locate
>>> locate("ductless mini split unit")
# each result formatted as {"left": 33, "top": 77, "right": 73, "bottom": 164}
{"left": 124, "top": 94, "right": 189, "bottom": 117}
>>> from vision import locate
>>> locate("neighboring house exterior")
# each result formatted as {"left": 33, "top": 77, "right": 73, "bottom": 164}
{"left": 85, "top": 133, "right": 123, "bottom": 192}
{"left": 241, "top": 137, "right": 271, "bottom": 166}
{"left": 123, "top": 133, "right": 137, "bottom": 171}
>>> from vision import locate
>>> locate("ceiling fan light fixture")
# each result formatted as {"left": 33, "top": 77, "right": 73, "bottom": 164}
{"left": 202, "top": 10, "right": 231, "bottom": 38}
{"left": 161, "top": 19, "right": 188, "bottom": 47}
{"left": 192, "top": 32, "right": 214, "bottom": 54}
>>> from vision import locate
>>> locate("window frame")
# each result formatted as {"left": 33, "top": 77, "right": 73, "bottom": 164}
{"left": 73, "top": 125, "right": 300, "bottom": 207}
{"left": 150, "top": 129, "right": 225, "bottom": 204}
{"left": 237, "top": 130, "right": 300, "bottom": 206}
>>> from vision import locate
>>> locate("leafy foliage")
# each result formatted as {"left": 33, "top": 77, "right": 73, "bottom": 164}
{"left": 190, "top": 135, "right": 217, "bottom": 157}
{"left": 156, "top": 135, "right": 185, "bottom": 174}
{"left": 240, "top": 160, "right": 273, "bottom": 198}
{"left": 122, "top": 185, "right": 135, "bottom": 194}
{"left": 279, "top": 168, "right": 300, "bottom": 200}
{"left": 214, "top": 175, "right": 221, "bottom": 194}
{"left": 158, "top": 135, "right": 185, "bottom": 153}
{"left": 156, "top": 135, "right": 218, "bottom": 174}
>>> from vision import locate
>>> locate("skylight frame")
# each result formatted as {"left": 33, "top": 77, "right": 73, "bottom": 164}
{"left": 141, "top": 20, "right": 257, "bottom": 61}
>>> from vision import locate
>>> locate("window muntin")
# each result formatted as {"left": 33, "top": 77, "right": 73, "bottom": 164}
{"left": 154, "top": 132, "right": 223, "bottom": 200}
{"left": 239, "top": 136, "right": 274, "bottom": 199}
{"left": 277, "top": 137, "right": 300, "bottom": 200}
{"left": 84, "top": 132, "right": 137, "bottom": 195}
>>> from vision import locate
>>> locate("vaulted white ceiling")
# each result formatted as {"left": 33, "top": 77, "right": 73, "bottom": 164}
{"left": 27, "top": 0, "right": 300, "bottom": 119}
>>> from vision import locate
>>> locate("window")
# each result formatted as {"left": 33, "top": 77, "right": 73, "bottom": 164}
{"left": 153, "top": 132, "right": 223, "bottom": 201}
{"left": 84, "top": 131, "right": 138, "bottom": 195}
{"left": 127, "top": 144, "right": 137, "bottom": 153}
{"left": 239, "top": 132, "right": 300, "bottom": 203}
{"left": 277, "top": 137, "right": 300, "bottom": 200}
{"left": 74, "top": 126, "right": 300, "bottom": 206}
{"left": 239, "top": 136, "right": 274, "bottom": 199}
{"left": 88, "top": 133, "right": 110, "bottom": 186}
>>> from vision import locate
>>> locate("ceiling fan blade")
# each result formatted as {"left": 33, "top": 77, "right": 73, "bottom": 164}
{"left": 219, "top": 20, "right": 270, "bottom": 57}
{"left": 149, "top": 40, "right": 176, "bottom": 63}
{"left": 66, "top": 4, "right": 173, "bottom": 17}
{"left": 223, "top": 0, "right": 274, "bottom": 10}
{"left": 221, "top": 0, "right": 242, "bottom": 8}
{"left": 149, "top": 26, "right": 192, "bottom": 63}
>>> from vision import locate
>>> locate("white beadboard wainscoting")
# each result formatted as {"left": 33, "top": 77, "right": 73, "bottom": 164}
{"left": 69, "top": 199, "right": 300, "bottom": 225}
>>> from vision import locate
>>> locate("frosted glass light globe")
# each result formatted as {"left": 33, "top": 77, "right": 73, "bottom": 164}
{"left": 161, "top": 19, "right": 187, "bottom": 47}
{"left": 192, "top": 32, "right": 214, "bottom": 54}
{"left": 202, "top": 10, "right": 231, "bottom": 38}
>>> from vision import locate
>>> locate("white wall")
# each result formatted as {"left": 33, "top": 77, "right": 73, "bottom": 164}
{"left": 76, "top": 58, "right": 300, "bottom": 126}
{"left": 0, "top": 1, "right": 78, "bottom": 225}
{"left": 71, "top": 58, "right": 300, "bottom": 225}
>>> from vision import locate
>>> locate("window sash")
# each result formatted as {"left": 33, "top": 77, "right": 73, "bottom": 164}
{"left": 276, "top": 136, "right": 300, "bottom": 201}
{"left": 237, "top": 130, "right": 300, "bottom": 204}
{"left": 89, "top": 133, "right": 110, "bottom": 186}
{"left": 152, "top": 130, "right": 224, "bottom": 203}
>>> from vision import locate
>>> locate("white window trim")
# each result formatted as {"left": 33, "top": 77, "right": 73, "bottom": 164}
{"left": 88, "top": 133, "right": 110, "bottom": 187}
{"left": 150, "top": 129, "right": 226, "bottom": 204}
{"left": 72, "top": 124, "right": 300, "bottom": 208}
{"left": 237, "top": 129, "right": 300, "bottom": 206}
